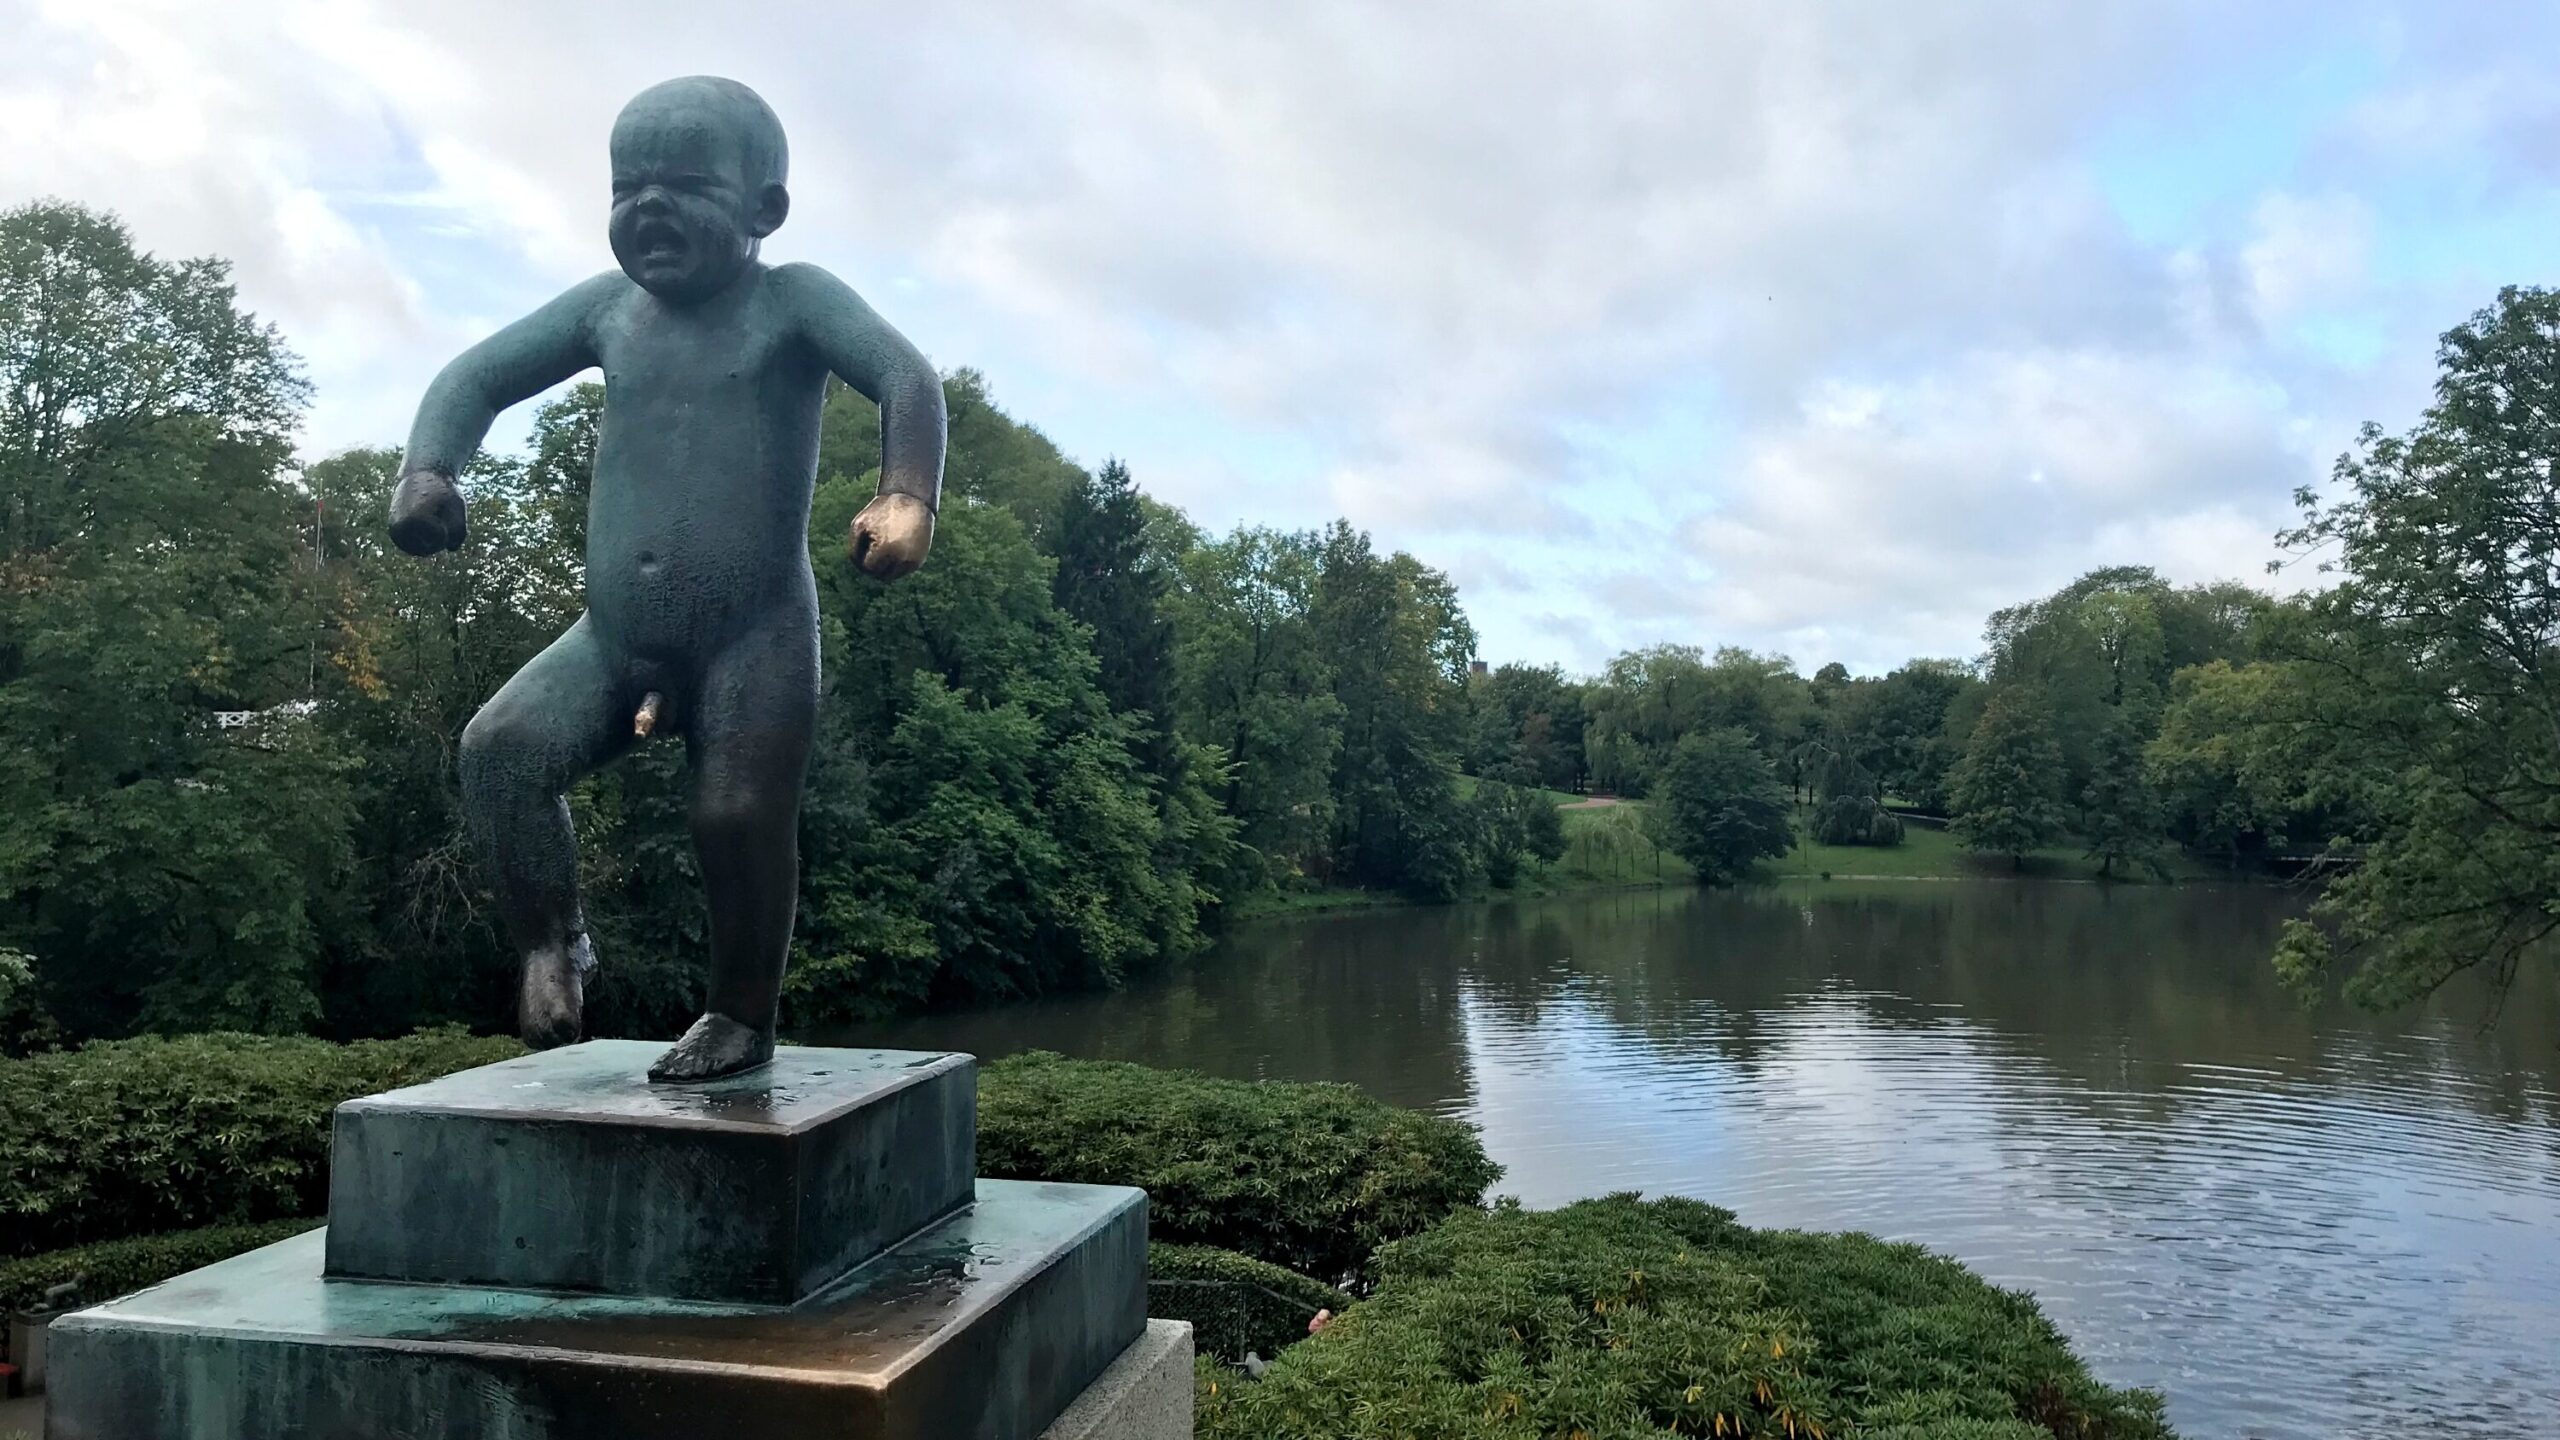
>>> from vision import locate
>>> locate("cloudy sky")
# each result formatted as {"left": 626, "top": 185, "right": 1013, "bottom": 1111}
{"left": 8, "top": 0, "right": 2556, "bottom": 672}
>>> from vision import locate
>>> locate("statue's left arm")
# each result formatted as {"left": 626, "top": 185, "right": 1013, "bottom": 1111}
{"left": 778, "top": 264, "right": 946, "bottom": 578}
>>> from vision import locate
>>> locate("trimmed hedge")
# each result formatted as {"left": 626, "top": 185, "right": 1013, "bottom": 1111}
{"left": 978, "top": 1051, "right": 1501, "bottom": 1285}
{"left": 0, "top": 1028, "right": 524, "bottom": 1255}
{"left": 0, "top": 1218, "right": 321, "bottom": 1313}
{"left": 1149, "top": 1243, "right": 1350, "bottom": 1362}
{"left": 1198, "top": 1194, "right": 2174, "bottom": 1440}
{"left": 2, "top": 1037, "right": 1497, "bottom": 1295}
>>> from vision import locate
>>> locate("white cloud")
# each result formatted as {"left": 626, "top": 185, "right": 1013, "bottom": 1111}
{"left": 1, "top": 0, "right": 2544, "bottom": 669}
{"left": 1683, "top": 348, "right": 2305, "bottom": 668}
{"left": 2243, "top": 192, "right": 2374, "bottom": 329}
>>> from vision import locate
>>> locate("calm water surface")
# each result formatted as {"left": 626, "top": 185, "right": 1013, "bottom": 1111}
{"left": 816, "top": 882, "right": 2560, "bottom": 1438}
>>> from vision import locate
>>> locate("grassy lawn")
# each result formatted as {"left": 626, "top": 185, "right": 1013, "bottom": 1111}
{"left": 1223, "top": 883, "right": 1411, "bottom": 920}
{"left": 1553, "top": 798, "right": 2227, "bottom": 887}
{"left": 1549, "top": 799, "right": 1693, "bottom": 887}
{"left": 1225, "top": 794, "right": 2235, "bottom": 922}
{"left": 1450, "top": 773, "right": 1582, "bottom": 807}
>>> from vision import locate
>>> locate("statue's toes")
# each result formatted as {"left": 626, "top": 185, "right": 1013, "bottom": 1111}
{"left": 647, "top": 1013, "right": 773, "bottom": 1083}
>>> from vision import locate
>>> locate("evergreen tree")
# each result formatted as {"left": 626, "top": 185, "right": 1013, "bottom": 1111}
{"left": 790, "top": 480, "right": 1227, "bottom": 1019}
{"left": 1949, "top": 687, "right": 2069, "bottom": 868}
{"left": 1052, "top": 457, "right": 1178, "bottom": 777}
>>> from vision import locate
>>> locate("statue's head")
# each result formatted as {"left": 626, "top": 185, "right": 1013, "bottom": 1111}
{"left": 608, "top": 77, "right": 789, "bottom": 303}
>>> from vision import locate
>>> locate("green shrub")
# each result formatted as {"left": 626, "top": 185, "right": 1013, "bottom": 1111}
{"left": 0, "top": 1027, "right": 523, "bottom": 1255}
{"left": 1198, "top": 1194, "right": 2173, "bottom": 1440}
{"left": 978, "top": 1051, "right": 1500, "bottom": 1285}
{"left": 0, "top": 1218, "right": 321, "bottom": 1312}
{"left": 1150, "top": 1243, "right": 1349, "bottom": 1362}
{"left": 1813, "top": 794, "right": 1907, "bottom": 847}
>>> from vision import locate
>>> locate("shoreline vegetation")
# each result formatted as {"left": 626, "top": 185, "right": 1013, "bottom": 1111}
{"left": 1227, "top": 797, "right": 2255, "bottom": 921}
{"left": 0, "top": 1036, "right": 2175, "bottom": 1439}
{"left": 12, "top": 200, "right": 2528, "bottom": 1053}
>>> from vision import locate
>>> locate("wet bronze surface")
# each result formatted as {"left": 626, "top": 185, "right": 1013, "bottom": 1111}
{"left": 341, "top": 1039, "right": 967, "bottom": 1133}
{"left": 51, "top": 1181, "right": 1148, "bottom": 1439}
{"left": 93, "top": 1182, "right": 1138, "bottom": 1376}
{"left": 324, "top": 1042, "right": 980, "bottom": 1304}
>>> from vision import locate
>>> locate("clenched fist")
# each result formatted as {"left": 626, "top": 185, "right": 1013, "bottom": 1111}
{"left": 389, "top": 470, "right": 468, "bottom": 556}
{"left": 847, "top": 492, "right": 933, "bottom": 580}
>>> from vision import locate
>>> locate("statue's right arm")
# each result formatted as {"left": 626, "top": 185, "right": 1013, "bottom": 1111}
{"left": 400, "top": 274, "right": 619, "bottom": 481}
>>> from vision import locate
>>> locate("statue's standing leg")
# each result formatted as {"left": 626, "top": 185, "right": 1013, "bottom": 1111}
{"left": 460, "top": 615, "right": 632, "bottom": 1049}
{"left": 648, "top": 607, "right": 818, "bottom": 1083}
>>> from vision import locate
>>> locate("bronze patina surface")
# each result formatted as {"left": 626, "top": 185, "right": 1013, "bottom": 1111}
{"left": 47, "top": 1181, "right": 1147, "bottom": 1440}
{"left": 384, "top": 76, "right": 948, "bottom": 1083}
{"left": 323, "top": 1042, "right": 977, "bottom": 1304}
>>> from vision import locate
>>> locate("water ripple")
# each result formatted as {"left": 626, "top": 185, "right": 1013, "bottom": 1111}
{"left": 819, "top": 884, "right": 2560, "bottom": 1438}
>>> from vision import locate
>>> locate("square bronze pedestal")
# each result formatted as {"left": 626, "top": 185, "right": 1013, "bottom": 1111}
{"left": 49, "top": 1180, "right": 1147, "bottom": 1440}
{"left": 47, "top": 1043, "right": 1153, "bottom": 1440}
{"left": 324, "top": 1041, "right": 976, "bottom": 1305}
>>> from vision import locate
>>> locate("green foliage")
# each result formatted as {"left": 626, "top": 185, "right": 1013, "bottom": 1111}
{"left": 298, "top": 430, "right": 594, "bottom": 1037}
{"left": 0, "top": 945, "right": 55, "bottom": 1054}
{"left": 1199, "top": 1194, "right": 2173, "bottom": 1440}
{"left": 790, "top": 487, "right": 1219, "bottom": 1019}
{"left": 2080, "top": 717, "right": 2167, "bottom": 880}
{"left": 1467, "top": 779, "right": 1568, "bottom": 888}
{"left": 1170, "top": 527, "right": 1343, "bottom": 888}
{"left": 1315, "top": 524, "right": 1481, "bottom": 900}
{"left": 1643, "top": 728, "right": 1796, "bottom": 883}
{"left": 1150, "top": 1242, "right": 1350, "bottom": 1362}
{"left": 0, "top": 201, "right": 356, "bottom": 1040}
{"left": 1466, "top": 663, "right": 1587, "bottom": 793}
{"left": 975, "top": 1051, "right": 1500, "bottom": 1285}
{"left": 1806, "top": 747, "right": 1905, "bottom": 847}
{"left": 1582, "top": 645, "right": 1812, "bottom": 798}
{"left": 2144, "top": 661, "right": 2302, "bottom": 871}
{"left": 1950, "top": 689, "right": 2070, "bottom": 867}
{"left": 2, "top": 216, "right": 1260, "bottom": 1045}
{"left": 1811, "top": 794, "right": 1906, "bottom": 847}
{"left": 0, "top": 1027, "right": 522, "bottom": 1255}
{"left": 1054, "top": 457, "right": 1180, "bottom": 772}
{"left": 0, "top": 1218, "right": 320, "bottom": 1312}
{"left": 1833, "top": 660, "right": 1980, "bottom": 812}
{"left": 2257, "top": 285, "right": 2560, "bottom": 1010}
{"left": 1981, "top": 568, "right": 2258, "bottom": 805}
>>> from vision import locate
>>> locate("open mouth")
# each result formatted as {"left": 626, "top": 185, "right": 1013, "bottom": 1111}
{"left": 633, "top": 222, "right": 686, "bottom": 263}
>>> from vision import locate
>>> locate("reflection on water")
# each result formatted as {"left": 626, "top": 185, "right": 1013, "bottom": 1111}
{"left": 811, "top": 882, "right": 2560, "bottom": 1439}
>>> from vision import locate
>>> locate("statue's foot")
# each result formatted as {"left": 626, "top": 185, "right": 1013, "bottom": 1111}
{"left": 518, "top": 934, "right": 592, "bottom": 1050}
{"left": 648, "top": 1012, "right": 774, "bottom": 1083}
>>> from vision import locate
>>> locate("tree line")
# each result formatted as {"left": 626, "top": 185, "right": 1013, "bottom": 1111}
{"left": 3, "top": 199, "right": 2552, "bottom": 1048}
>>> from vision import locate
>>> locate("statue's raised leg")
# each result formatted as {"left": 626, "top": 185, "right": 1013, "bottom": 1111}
{"left": 459, "top": 614, "right": 633, "bottom": 1048}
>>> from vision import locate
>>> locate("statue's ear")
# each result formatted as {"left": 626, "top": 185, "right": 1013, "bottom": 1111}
{"left": 752, "top": 184, "right": 790, "bottom": 238}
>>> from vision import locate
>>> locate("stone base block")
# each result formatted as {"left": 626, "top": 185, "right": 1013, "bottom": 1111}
{"left": 47, "top": 1180, "right": 1145, "bottom": 1440}
{"left": 324, "top": 1041, "right": 977, "bottom": 1305}
{"left": 1040, "top": 1319, "right": 1194, "bottom": 1440}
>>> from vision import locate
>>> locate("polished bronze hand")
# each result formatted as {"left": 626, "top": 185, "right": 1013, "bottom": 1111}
{"left": 848, "top": 491, "right": 934, "bottom": 580}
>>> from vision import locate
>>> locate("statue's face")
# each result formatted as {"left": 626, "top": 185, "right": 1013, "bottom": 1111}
{"left": 607, "top": 106, "right": 777, "bottom": 303}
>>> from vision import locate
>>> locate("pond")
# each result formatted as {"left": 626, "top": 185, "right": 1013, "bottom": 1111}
{"left": 813, "top": 881, "right": 2560, "bottom": 1439}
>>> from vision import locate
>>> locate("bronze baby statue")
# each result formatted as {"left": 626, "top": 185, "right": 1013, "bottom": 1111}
{"left": 387, "top": 76, "right": 945, "bottom": 1082}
